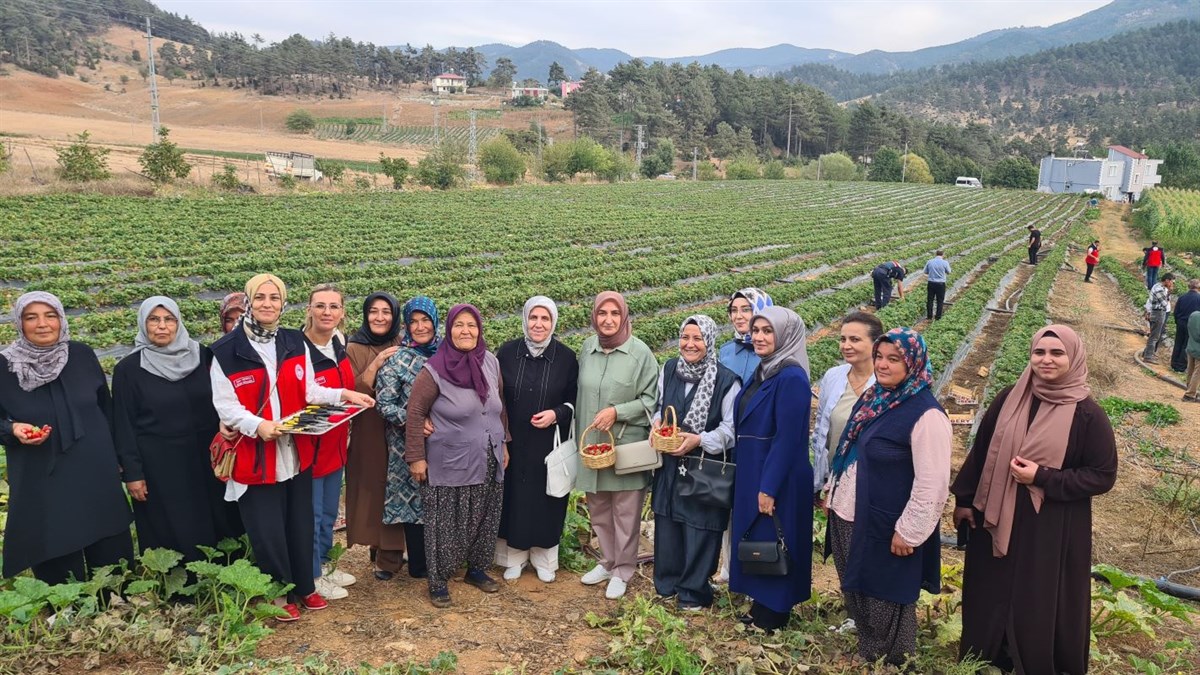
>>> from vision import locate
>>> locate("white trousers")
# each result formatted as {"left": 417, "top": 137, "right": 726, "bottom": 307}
{"left": 495, "top": 539, "right": 559, "bottom": 572}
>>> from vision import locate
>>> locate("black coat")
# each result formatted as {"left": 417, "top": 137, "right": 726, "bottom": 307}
{"left": 0, "top": 342, "right": 132, "bottom": 578}
{"left": 112, "top": 348, "right": 242, "bottom": 561}
{"left": 495, "top": 338, "right": 577, "bottom": 550}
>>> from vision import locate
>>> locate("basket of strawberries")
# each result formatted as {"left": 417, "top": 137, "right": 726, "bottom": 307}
{"left": 652, "top": 405, "right": 682, "bottom": 453}
{"left": 580, "top": 425, "right": 616, "bottom": 470}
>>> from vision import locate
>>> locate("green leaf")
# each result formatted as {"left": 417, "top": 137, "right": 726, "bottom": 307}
{"left": 217, "top": 559, "right": 275, "bottom": 598}
{"left": 125, "top": 579, "right": 159, "bottom": 595}
{"left": 1092, "top": 563, "right": 1141, "bottom": 591}
{"left": 46, "top": 582, "right": 85, "bottom": 608}
{"left": 139, "top": 547, "right": 184, "bottom": 574}
{"left": 185, "top": 560, "right": 223, "bottom": 579}
{"left": 0, "top": 590, "right": 32, "bottom": 617}
{"left": 12, "top": 577, "right": 51, "bottom": 601}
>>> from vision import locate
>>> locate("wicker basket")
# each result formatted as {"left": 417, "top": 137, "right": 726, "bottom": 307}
{"left": 580, "top": 425, "right": 616, "bottom": 470}
{"left": 653, "top": 405, "right": 683, "bottom": 453}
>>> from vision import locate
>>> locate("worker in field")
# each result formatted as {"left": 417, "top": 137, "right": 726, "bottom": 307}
{"left": 1142, "top": 241, "right": 1165, "bottom": 290}
{"left": 1173, "top": 278, "right": 1200, "bottom": 374}
{"left": 1026, "top": 225, "right": 1041, "bottom": 266}
{"left": 1083, "top": 241, "right": 1100, "bottom": 283}
{"left": 923, "top": 250, "right": 951, "bottom": 321}
{"left": 1142, "top": 273, "right": 1175, "bottom": 364}
{"left": 871, "top": 261, "right": 906, "bottom": 310}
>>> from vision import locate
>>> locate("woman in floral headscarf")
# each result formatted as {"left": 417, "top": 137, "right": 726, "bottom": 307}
{"left": 650, "top": 315, "right": 741, "bottom": 610}
{"left": 952, "top": 325, "right": 1116, "bottom": 674}
{"left": 376, "top": 296, "right": 442, "bottom": 580}
{"left": 719, "top": 287, "right": 774, "bottom": 385}
{"left": 826, "top": 327, "right": 951, "bottom": 665}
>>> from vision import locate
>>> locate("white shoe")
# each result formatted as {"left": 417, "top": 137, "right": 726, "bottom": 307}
{"left": 503, "top": 564, "right": 526, "bottom": 581}
{"left": 580, "top": 564, "right": 612, "bottom": 586}
{"left": 712, "top": 570, "right": 729, "bottom": 585}
{"left": 322, "top": 564, "right": 357, "bottom": 587}
{"left": 605, "top": 577, "right": 627, "bottom": 600}
{"left": 535, "top": 567, "right": 556, "bottom": 583}
{"left": 315, "top": 576, "right": 348, "bottom": 600}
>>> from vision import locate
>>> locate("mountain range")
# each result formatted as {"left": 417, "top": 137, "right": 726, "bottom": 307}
{"left": 441, "top": 0, "right": 1199, "bottom": 81}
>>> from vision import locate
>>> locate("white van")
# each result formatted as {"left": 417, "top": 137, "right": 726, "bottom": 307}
{"left": 955, "top": 177, "right": 983, "bottom": 188}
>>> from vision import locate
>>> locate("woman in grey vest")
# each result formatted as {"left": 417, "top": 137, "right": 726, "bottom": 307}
{"left": 405, "top": 304, "right": 510, "bottom": 608}
{"left": 651, "top": 315, "right": 741, "bottom": 610}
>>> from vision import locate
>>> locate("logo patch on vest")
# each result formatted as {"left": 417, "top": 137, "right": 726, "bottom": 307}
{"left": 294, "top": 364, "right": 304, "bottom": 381}
{"left": 232, "top": 375, "right": 256, "bottom": 389}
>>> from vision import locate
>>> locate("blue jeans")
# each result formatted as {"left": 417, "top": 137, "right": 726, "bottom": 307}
{"left": 312, "top": 467, "right": 343, "bottom": 578}
{"left": 1146, "top": 266, "right": 1159, "bottom": 290}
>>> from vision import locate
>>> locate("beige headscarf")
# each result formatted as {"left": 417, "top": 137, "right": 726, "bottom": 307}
{"left": 592, "top": 291, "right": 632, "bottom": 351}
{"left": 973, "top": 325, "right": 1091, "bottom": 557}
{"left": 243, "top": 273, "right": 287, "bottom": 341}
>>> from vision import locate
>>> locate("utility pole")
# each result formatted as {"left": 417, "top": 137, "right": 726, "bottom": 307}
{"left": 634, "top": 124, "right": 645, "bottom": 167}
{"left": 536, "top": 117, "right": 543, "bottom": 166}
{"left": 786, "top": 96, "right": 793, "bottom": 159}
{"left": 145, "top": 17, "right": 161, "bottom": 138}
{"left": 901, "top": 141, "right": 909, "bottom": 182}
{"left": 692, "top": 147, "right": 698, "bottom": 180}
{"left": 432, "top": 97, "right": 440, "bottom": 145}
{"left": 382, "top": 103, "right": 388, "bottom": 132}
{"left": 468, "top": 109, "right": 478, "bottom": 164}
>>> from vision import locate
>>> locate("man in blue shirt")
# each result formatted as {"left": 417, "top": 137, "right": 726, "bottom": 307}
{"left": 871, "top": 261, "right": 906, "bottom": 310}
{"left": 923, "top": 250, "right": 952, "bottom": 321}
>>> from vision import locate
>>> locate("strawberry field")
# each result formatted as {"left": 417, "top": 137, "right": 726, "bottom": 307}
{"left": 0, "top": 181, "right": 1085, "bottom": 374}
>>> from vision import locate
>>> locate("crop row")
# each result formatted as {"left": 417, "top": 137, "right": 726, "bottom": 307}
{"left": 313, "top": 123, "right": 499, "bottom": 147}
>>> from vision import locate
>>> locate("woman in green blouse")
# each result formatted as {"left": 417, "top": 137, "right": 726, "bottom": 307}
{"left": 575, "top": 291, "right": 658, "bottom": 600}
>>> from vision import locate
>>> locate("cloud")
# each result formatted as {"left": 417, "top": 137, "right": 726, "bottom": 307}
{"left": 157, "top": 0, "right": 1111, "bottom": 56}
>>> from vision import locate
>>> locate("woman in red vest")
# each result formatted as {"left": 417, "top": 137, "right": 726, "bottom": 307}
{"left": 1083, "top": 241, "right": 1100, "bottom": 283}
{"left": 210, "top": 274, "right": 375, "bottom": 622}
{"left": 301, "top": 284, "right": 357, "bottom": 601}
{"left": 1143, "top": 242, "right": 1165, "bottom": 290}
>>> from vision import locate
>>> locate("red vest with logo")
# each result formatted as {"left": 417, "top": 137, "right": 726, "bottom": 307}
{"left": 304, "top": 334, "right": 353, "bottom": 478}
{"left": 1085, "top": 246, "right": 1100, "bottom": 265}
{"left": 211, "top": 327, "right": 316, "bottom": 485}
{"left": 1146, "top": 247, "right": 1164, "bottom": 268}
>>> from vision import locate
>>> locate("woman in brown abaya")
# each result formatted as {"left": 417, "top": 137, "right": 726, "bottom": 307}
{"left": 951, "top": 325, "right": 1117, "bottom": 674}
{"left": 345, "top": 292, "right": 407, "bottom": 580}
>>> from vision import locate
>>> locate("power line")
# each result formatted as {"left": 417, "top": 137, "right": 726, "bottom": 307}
{"left": 145, "top": 17, "right": 161, "bottom": 138}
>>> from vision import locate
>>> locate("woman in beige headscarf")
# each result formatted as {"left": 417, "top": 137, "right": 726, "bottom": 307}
{"left": 951, "top": 325, "right": 1117, "bottom": 674}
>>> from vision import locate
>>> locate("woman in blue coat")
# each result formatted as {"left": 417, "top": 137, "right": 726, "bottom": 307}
{"left": 729, "top": 305, "right": 813, "bottom": 631}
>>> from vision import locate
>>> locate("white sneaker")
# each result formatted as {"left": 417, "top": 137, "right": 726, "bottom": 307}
{"left": 580, "top": 564, "right": 612, "bottom": 586}
{"left": 503, "top": 564, "right": 526, "bottom": 581}
{"left": 535, "top": 567, "right": 556, "bottom": 583}
{"left": 322, "top": 564, "right": 357, "bottom": 587}
{"left": 605, "top": 577, "right": 627, "bottom": 600}
{"left": 315, "top": 576, "right": 348, "bottom": 600}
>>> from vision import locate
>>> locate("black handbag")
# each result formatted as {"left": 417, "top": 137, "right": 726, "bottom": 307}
{"left": 676, "top": 449, "right": 735, "bottom": 510}
{"left": 737, "top": 513, "right": 790, "bottom": 576}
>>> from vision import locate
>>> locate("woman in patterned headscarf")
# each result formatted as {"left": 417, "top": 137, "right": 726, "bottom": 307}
{"left": 495, "top": 296, "right": 578, "bottom": 584}
{"left": 952, "top": 325, "right": 1116, "bottom": 674}
{"left": 1, "top": 291, "right": 134, "bottom": 584}
{"left": 376, "top": 296, "right": 442, "bottom": 581}
{"left": 650, "top": 315, "right": 741, "bottom": 610}
{"left": 826, "top": 327, "right": 951, "bottom": 665}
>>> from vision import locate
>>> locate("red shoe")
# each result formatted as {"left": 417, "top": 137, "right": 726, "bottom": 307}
{"left": 301, "top": 592, "right": 328, "bottom": 611}
{"left": 275, "top": 603, "right": 301, "bottom": 622}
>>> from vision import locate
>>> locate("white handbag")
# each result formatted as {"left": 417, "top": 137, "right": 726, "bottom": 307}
{"left": 544, "top": 404, "right": 578, "bottom": 498}
{"left": 613, "top": 404, "right": 662, "bottom": 476}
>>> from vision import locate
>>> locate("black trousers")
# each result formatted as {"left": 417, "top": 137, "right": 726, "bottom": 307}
{"left": 1172, "top": 321, "right": 1190, "bottom": 372}
{"left": 1084, "top": 264, "right": 1096, "bottom": 282}
{"left": 653, "top": 515, "right": 722, "bottom": 607}
{"left": 1028, "top": 244, "right": 1040, "bottom": 265}
{"left": 404, "top": 523, "right": 428, "bottom": 578}
{"left": 926, "top": 281, "right": 946, "bottom": 320}
{"left": 31, "top": 529, "right": 134, "bottom": 585}
{"left": 239, "top": 469, "right": 316, "bottom": 600}
{"left": 872, "top": 273, "right": 893, "bottom": 309}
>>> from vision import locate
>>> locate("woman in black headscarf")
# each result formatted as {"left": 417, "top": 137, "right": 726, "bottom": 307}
{"left": 344, "top": 292, "right": 408, "bottom": 579}
{"left": 1, "top": 291, "right": 134, "bottom": 584}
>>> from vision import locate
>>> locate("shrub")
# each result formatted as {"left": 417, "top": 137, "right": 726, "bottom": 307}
{"left": 315, "top": 159, "right": 346, "bottom": 184}
{"left": 379, "top": 154, "right": 410, "bottom": 189}
{"left": 212, "top": 163, "right": 242, "bottom": 190}
{"left": 344, "top": 120, "right": 357, "bottom": 137}
{"left": 697, "top": 161, "right": 719, "bottom": 181}
{"left": 285, "top": 109, "right": 316, "bottom": 133}
{"left": 478, "top": 137, "right": 525, "bottom": 184}
{"left": 415, "top": 143, "right": 467, "bottom": 190}
{"left": 55, "top": 130, "right": 111, "bottom": 182}
{"left": 725, "top": 155, "right": 760, "bottom": 180}
{"left": 762, "top": 160, "right": 786, "bottom": 179}
{"left": 277, "top": 174, "right": 297, "bottom": 190}
{"left": 138, "top": 127, "right": 191, "bottom": 184}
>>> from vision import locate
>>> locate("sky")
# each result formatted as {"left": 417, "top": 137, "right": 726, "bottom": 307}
{"left": 156, "top": 0, "right": 1112, "bottom": 56}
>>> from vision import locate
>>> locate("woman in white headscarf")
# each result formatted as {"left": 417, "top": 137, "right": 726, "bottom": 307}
{"left": 1, "top": 291, "right": 134, "bottom": 584}
{"left": 494, "top": 296, "right": 578, "bottom": 583}
{"left": 113, "top": 296, "right": 241, "bottom": 564}
{"left": 651, "top": 315, "right": 742, "bottom": 610}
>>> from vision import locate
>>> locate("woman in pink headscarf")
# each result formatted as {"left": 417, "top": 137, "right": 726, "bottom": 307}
{"left": 951, "top": 325, "right": 1117, "bottom": 674}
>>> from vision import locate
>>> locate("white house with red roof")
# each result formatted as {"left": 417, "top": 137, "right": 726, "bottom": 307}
{"left": 1037, "top": 144, "right": 1163, "bottom": 202}
{"left": 430, "top": 72, "right": 467, "bottom": 94}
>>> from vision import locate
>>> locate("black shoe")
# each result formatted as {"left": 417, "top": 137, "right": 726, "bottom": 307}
{"left": 464, "top": 569, "right": 499, "bottom": 593}
{"left": 373, "top": 569, "right": 394, "bottom": 581}
{"left": 409, "top": 568, "right": 428, "bottom": 579}
{"left": 737, "top": 613, "right": 754, "bottom": 625}
{"left": 430, "top": 588, "right": 451, "bottom": 608}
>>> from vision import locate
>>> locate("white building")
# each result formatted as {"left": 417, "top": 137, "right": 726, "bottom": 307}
{"left": 430, "top": 72, "right": 466, "bottom": 94}
{"left": 1037, "top": 145, "right": 1163, "bottom": 202}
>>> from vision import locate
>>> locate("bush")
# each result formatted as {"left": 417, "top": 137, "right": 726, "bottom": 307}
{"left": 353, "top": 176, "right": 372, "bottom": 190}
{"left": 987, "top": 156, "right": 1038, "bottom": 189}
{"left": 285, "top": 109, "right": 316, "bottom": 133}
{"left": 542, "top": 142, "right": 574, "bottom": 182}
{"left": 344, "top": 121, "right": 357, "bottom": 137}
{"left": 415, "top": 143, "right": 467, "bottom": 190}
{"left": 639, "top": 139, "right": 676, "bottom": 178}
{"left": 55, "top": 131, "right": 111, "bottom": 182}
{"left": 801, "top": 152, "right": 859, "bottom": 181}
{"left": 596, "top": 149, "right": 634, "bottom": 183}
{"left": 379, "top": 154, "right": 410, "bottom": 189}
{"left": 138, "top": 127, "right": 191, "bottom": 184}
{"left": 478, "top": 137, "right": 525, "bottom": 184}
{"left": 212, "top": 163, "right": 242, "bottom": 190}
{"left": 315, "top": 159, "right": 346, "bottom": 183}
{"left": 697, "top": 162, "right": 719, "bottom": 181}
{"left": 277, "top": 174, "right": 297, "bottom": 190}
{"left": 511, "top": 94, "right": 543, "bottom": 108}
{"left": 762, "top": 160, "right": 786, "bottom": 180}
{"left": 725, "top": 155, "right": 760, "bottom": 180}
